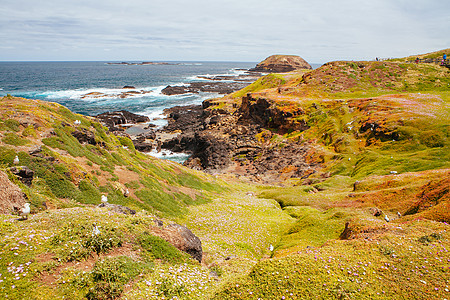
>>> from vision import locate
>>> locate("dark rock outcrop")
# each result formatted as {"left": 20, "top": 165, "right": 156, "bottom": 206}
{"left": 71, "top": 129, "right": 97, "bottom": 145}
{"left": 162, "top": 81, "right": 250, "bottom": 96}
{"left": 132, "top": 141, "right": 153, "bottom": 152}
{"left": 158, "top": 95, "right": 318, "bottom": 183}
{"left": 249, "top": 55, "right": 312, "bottom": 73}
{"left": 135, "top": 130, "right": 156, "bottom": 142}
{"left": 163, "top": 105, "right": 205, "bottom": 133}
{"left": 9, "top": 166, "right": 34, "bottom": 187}
{"left": 239, "top": 94, "right": 309, "bottom": 133}
{"left": 132, "top": 130, "right": 156, "bottom": 152}
{"left": 95, "top": 110, "right": 150, "bottom": 130}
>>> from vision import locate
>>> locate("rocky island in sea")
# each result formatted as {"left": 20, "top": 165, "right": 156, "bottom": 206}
{"left": 0, "top": 49, "right": 449, "bottom": 299}
{"left": 106, "top": 61, "right": 181, "bottom": 65}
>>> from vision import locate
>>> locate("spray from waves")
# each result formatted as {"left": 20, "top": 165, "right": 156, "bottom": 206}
{"left": 186, "top": 68, "right": 250, "bottom": 82}
{"left": 36, "top": 86, "right": 171, "bottom": 101}
{"left": 146, "top": 149, "right": 190, "bottom": 164}
{"left": 135, "top": 92, "right": 215, "bottom": 128}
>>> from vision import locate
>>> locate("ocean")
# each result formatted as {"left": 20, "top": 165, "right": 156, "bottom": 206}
{"left": 0, "top": 61, "right": 319, "bottom": 162}
{"left": 0, "top": 61, "right": 256, "bottom": 119}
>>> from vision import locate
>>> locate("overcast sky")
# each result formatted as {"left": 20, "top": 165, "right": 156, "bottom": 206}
{"left": 0, "top": 0, "right": 448, "bottom": 63}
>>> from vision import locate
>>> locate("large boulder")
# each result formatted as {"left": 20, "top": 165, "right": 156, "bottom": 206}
{"left": 153, "top": 224, "right": 203, "bottom": 262}
{"left": 249, "top": 55, "right": 312, "bottom": 73}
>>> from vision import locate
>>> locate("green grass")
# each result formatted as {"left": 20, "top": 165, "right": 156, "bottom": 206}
{"left": 211, "top": 219, "right": 449, "bottom": 299}
{"left": 232, "top": 73, "right": 287, "bottom": 98}
{"left": 85, "top": 256, "right": 150, "bottom": 300}
{"left": 0, "top": 207, "right": 207, "bottom": 299}
{"left": 138, "top": 233, "right": 191, "bottom": 264}
{"left": 2, "top": 133, "right": 30, "bottom": 146}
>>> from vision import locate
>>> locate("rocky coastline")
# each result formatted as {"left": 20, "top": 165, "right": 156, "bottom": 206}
{"left": 92, "top": 55, "right": 321, "bottom": 183}
{"left": 95, "top": 93, "right": 320, "bottom": 184}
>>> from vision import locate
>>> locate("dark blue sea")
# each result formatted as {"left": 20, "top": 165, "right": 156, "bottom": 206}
{"left": 0, "top": 61, "right": 319, "bottom": 162}
{"left": 0, "top": 61, "right": 256, "bottom": 123}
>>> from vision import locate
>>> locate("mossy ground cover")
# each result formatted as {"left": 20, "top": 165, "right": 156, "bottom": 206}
{"left": 1, "top": 51, "right": 449, "bottom": 299}
{"left": 212, "top": 219, "right": 449, "bottom": 299}
{"left": 0, "top": 207, "right": 211, "bottom": 299}
{"left": 0, "top": 96, "right": 226, "bottom": 218}
{"left": 176, "top": 187, "right": 296, "bottom": 284}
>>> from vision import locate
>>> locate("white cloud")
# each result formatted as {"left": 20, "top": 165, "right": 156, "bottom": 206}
{"left": 0, "top": 0, "right": 448, "bottom": 62}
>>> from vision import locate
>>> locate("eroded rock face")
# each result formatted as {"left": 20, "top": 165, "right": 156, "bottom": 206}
{"left": 0, "top": 170, "right": 28, "bottom": 214}
{"left": 9, "top": 166, "right": 34, "bottom": 187}
{"left": 249, "top": 55, "right": 312, "bottom": 73}
{"left": 159, "top": 94, "right": 319, "bottom": 183}
{"left": 239, "top": 94, "right": 309, "bottom": 133}
{"left": 71, "top": 129, "right": 97, "bottom": 145}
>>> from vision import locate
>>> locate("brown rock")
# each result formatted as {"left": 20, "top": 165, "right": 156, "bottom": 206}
{"left": 153, "top": 224, "right": 202, "bottom": 262}
{"left": 249, "top": 55, "right": 312, "bottom": 73}
{"left": 0, "top": 170, "right": 28, "bottom": 214}
{"left": 71, "top": 129, "right": 97, "bottom": 145}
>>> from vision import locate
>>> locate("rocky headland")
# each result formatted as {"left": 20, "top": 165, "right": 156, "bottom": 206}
{"left": 1, "top": 50, "right": 449, "bottom": 300}
{"left": 249, "top": 54, "right": 312, "bottom": 72}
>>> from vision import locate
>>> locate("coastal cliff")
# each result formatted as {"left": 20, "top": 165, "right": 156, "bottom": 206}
{"left": 0, "top": 50, "right": 449, "bottom": 300}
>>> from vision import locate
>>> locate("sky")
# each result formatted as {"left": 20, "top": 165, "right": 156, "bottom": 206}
{"left": 0, "top": 0, "right": 449, "bottom": 63}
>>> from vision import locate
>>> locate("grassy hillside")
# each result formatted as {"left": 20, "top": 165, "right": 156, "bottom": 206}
{"left": 0, "top": 96, "right": 226, "bottom": 217}
{"left": 1, "top": 49, "right": 449, "bottom": 299}
{"left": 206, "top": 51, "right": 450, "bottom": 299}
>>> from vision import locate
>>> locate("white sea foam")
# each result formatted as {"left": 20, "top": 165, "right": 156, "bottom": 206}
{"left": 180, "top": 63, "right": 203, "bottom": 66}
{"left": 230, "top": 68, "right": 248, "bottom": 76}
{"left": 188, "top": 68, "right": 250, "bottom": 82}
{"left": 147, "top": 149, "right": 190, "bottom": 164}
{"left": 41, "top": 86, "right": 168, "bottom": 101}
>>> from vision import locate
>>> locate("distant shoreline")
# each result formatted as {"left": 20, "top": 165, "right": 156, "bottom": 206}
{"left": 106, "top": 62, "right": 181, "bottom": 66}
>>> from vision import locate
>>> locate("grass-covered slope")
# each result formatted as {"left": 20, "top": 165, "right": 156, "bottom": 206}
{"left": 0, "top": 96, "right": 226, "bottom": 217}
{"left": 0, "top": 208, "right": 211, "bottom": 299}
{"left": 1, "top": 50, "right": 449, "bottom": 300}
{"left": 207, "top": 51, "right": 450, "bottom": 299}
{"left": 0, "top": 96, "right": 240, "bottom": 299}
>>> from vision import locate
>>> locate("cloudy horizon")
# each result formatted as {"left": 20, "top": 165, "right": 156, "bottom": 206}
{"left": 1, "top": 0, "right": 449, "bottom": 63}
